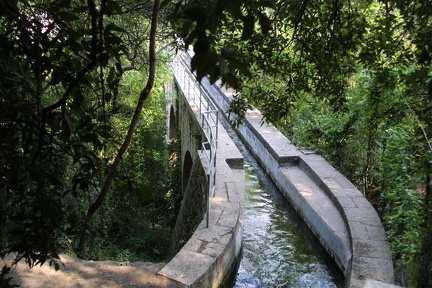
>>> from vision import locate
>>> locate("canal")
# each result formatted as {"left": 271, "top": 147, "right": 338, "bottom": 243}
{"left": 224, "top": 126, "right": 343, "bottom": 288}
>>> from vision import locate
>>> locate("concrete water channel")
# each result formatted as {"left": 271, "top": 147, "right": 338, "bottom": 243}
{"left": 222, "top": 121, "right": 344, "bottom": 287}
{"left": 161, "top": 51, "right": 396, "bottom": 288}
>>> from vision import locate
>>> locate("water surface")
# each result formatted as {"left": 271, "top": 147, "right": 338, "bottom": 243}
{"left": 225, "top": 127, "right": 343, "bottom": 288}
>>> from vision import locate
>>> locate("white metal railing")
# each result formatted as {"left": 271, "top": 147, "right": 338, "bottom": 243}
{"left": 172, "top": 51, "right": 218, "bottom": 228}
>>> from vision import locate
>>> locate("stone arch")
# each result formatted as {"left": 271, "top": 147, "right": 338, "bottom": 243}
{"left": 182, "top": 150, "right": 193, "bottom": 194}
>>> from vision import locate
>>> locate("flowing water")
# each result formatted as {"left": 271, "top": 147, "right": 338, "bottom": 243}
{"left": 224, "top": 127, "right": 343, "bottom": 288}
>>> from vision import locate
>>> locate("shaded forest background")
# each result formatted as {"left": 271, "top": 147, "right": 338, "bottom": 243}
{"left": 1, "top": 0, "right": 431, "bottom": 287}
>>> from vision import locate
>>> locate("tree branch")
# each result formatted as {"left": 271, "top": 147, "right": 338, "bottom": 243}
{"left": 32, "top": 0, "right": 100, "bottom": 165}
{"left": 77, "top": 0, "right": 161, "bottom": 256}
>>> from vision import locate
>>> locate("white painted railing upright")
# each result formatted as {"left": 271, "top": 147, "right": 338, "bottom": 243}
{"left": 172, "top": 51, "right": 219, "bottom": 228}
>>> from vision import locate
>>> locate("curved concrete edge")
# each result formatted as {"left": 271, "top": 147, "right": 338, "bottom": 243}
{"left": 274, "top": 162, "right": 352, "bottom": 274}
{"left": 297, "top": 154, "right": 395, "bottom": 287}
{"left": 158, "top": 92, "right": 245, "bottom": 287}
{"left": 198, "top": 76, "right": 394, "bottom": 287}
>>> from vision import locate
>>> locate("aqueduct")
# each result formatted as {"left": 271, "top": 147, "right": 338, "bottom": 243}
{"left": 160, "top": 52, "right": 398, "bottom": 288}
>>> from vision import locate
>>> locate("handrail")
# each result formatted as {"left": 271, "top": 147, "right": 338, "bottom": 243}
{"left": 172, "top": 51, "right": 218, "bottom": 228}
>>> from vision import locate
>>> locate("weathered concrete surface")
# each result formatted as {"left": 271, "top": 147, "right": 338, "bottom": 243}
{"left": 364, "top": 279, "right": 404, "bottom": 288}
{"left": 158, "top": 65, "right": 245, "bottom": 287}
{"left": 196, "top": 73, "right": 395, "bottom": 287}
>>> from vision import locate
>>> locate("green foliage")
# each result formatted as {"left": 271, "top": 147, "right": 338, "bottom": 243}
{"left": 379, "top": 121, "right": 432, "bottom": 286}
{"left": 167, "top": 0, "right": 273, "bottom": 88}
{"left": 227, "top": 93, "right": 253, "bottom": 127}
{"left": 241, "top": 73, "right": 294, "bottom": 124}
{"left": 0, "top": 0, "right": 179, "bottom": 278}
{"left": 410, "top": 216, "right": 432, "bottom": 288}
{"left": 381, "top": 124, "right": 424, "bottom": 263}
{"left": 214, "top": 0, "right": 432, "bottom": 285}
{"left": 75, "top": 63, "right": 179, "bottom": 261}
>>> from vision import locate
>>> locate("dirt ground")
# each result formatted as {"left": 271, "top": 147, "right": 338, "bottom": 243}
{"left": 3, "top": 254, "right": 185, "bottom": 288}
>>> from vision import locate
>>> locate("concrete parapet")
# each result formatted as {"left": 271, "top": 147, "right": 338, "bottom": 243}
{"left": 158, "top": 80, "right": 245, "bottom": 287}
